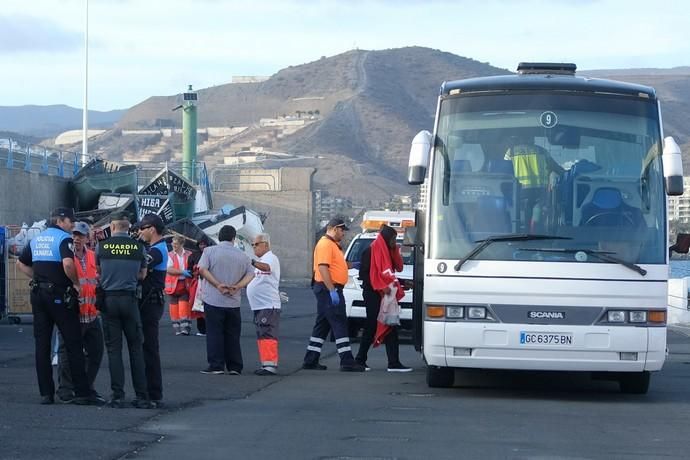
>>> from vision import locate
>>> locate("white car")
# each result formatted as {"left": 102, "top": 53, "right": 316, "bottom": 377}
{"left": 343, "top": 232, "right": 414, "bottom": 337}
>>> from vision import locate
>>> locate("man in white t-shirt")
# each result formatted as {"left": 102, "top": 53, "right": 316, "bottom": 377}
{"left": 246, "top": 233, "right": 281, "bottom": 376}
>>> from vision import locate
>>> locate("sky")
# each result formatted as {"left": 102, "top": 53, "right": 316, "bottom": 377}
{"left": 1, "top": 0, "right": 689, "bottom": 111}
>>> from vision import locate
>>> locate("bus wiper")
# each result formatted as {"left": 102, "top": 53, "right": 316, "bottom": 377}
{"left": 517, "top": 248, "right": 647, "bottom": 276}
{"left": 454, "top": 234, "right": 571, "bottom": 271}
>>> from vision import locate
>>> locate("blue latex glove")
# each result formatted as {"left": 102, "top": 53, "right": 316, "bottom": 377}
{"left": 329, "top": 289, "right": 340, "bottom": 306}
{"left": 182, "top": 269, "right": 192, "bottom": 278}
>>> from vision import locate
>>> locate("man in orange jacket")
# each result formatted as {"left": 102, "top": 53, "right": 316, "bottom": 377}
{"left": 165, "top": 236, "right": 192, "bottom": 335}
{"left": 56, "top": 221, "right": 105, "bottom": 404}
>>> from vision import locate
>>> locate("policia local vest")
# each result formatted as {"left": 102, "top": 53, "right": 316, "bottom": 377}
{"left": 97, "top": 235, "right": 147, "bottom": 292}
{"left": 141, "top": 240, "right": 169, "bottom": 297}
{"left": 26, "top": 226, "right": 74, "bottom": 288}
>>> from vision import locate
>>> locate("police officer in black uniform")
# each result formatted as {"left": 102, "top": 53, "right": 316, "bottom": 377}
{"left": 135, "top": 213, "right": 168, "bottom": 408}
{"left": 17, "top": 207, "right": 101, "bottom": 405}
{"left": 96, "top": 212, "right": 152, "bottom": 409}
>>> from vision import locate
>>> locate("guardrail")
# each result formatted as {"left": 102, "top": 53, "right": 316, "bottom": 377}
{"left": 1, "top": 138, "right": 214, "bottom": 210}
{"left": 0, "top": 138, "right": 93, "bottom": 178}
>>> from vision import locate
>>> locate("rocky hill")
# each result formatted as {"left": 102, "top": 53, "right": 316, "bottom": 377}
{"left": 581, "top": 67, "right": 690, "bottom": 170}
{"left": 59, "top": 48, "right": 690, "bottom": 200}
{"left": 106, "top": 47, "right": 510, "bottom": 199}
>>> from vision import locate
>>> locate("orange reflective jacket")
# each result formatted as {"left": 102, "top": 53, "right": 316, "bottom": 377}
{"left": 75, "top": 249, "right": 98, "bottom": 322}
{"left": 164, "top": 250, "right": 190, "bottom": 294}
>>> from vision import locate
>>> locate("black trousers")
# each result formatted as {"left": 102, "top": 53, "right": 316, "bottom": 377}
{"left": 103, "top": 294, "right": 148, "bottom": 400}
{"left": 139, "top": 294, "right": 164, "bottom": 401}
{"left": 303, "top": 283, "right": 356, "bottom": 366}
{"left": 31, "top": 288, "right": 89, "bottom": 398}
{"left": 197, "top": 317, "right": 206, "bottom": 334}
{"left": 204, "top": 303, "right": 243, "bottom": 373}
{"left": 355, "top": 288, "right": 400, "bottom": 367}
{"left": 57, "top": 316, "right": 104, "bottom": 397}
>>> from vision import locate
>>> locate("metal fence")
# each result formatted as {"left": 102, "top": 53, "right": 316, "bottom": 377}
{"left": 0, "top": 138, "right": 89, "bottom": 178}
{"left": 1, "top": 225, "right": 43, "bottom": 320}
{"left": 0, "top": 138, "right": 213, "bottom": 203}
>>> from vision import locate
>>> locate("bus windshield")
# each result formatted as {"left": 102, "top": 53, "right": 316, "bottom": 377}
{"left": 428, "top": 92, "right": 666, "bottom": 265}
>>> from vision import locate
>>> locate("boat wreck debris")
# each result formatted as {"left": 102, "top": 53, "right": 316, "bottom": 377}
{"left": 66, "top": 159, "right": 263, "bottom": 250}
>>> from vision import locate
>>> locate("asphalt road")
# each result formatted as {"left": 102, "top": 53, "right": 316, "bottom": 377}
{"left": 2, "top": 287, "right": 690, "bottom": 460}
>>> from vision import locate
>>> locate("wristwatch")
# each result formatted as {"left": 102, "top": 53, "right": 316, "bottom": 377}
{"left": 251, "top": 259, "right": 257, "bottom": 267}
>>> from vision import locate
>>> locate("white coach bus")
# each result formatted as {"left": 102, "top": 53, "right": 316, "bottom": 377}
{"left": 406, "top": 62, "right": 685, "bottom": 393}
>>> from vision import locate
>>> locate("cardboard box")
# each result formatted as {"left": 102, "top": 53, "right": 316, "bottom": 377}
{"left": 7, "top": 256, "right": 33, "bottom": 315}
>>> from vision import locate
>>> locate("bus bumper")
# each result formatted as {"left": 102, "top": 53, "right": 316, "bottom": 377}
{"left": 423, "top": 322, "right": 666, "bottom": 372}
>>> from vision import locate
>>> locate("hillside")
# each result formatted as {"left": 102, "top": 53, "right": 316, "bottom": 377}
{"left": 581, "top": 67, "right": 690, "bottom": 168}
{"left": 0, "top": 105, "right": 125, "bottom": 139}
{"left": 109, "top": 47, "right": 510, "bottom": 199}
{"left": 56, "top": 48, "right": 690, "bottom": 200}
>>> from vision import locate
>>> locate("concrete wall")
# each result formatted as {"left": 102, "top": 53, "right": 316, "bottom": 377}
{"left": 0, "top": 168, "right": 71, "bottom": 225}
{"left": 214, "top": 167, "right": 315, "bottom": 283}
{"left": 121, "top": 127, "right": 247, "bottom": 138}
{"left": 215, "top": 167, "right": 282, "bottom": 191}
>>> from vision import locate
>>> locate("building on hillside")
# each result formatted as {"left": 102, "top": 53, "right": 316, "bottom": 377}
{"left": 416, "top": 182, "right": 428, "bottom": 211}
{"left": 314, "top": 190, "right": 353, "bottom": 223}
{"left": 382, "top": 194, "right": 415, "bottom": 212}
{"left": 669, "top": 177, "right": 690, "bottom": 224}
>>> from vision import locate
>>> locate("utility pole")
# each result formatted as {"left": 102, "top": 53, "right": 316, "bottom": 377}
{"left": 81, "top": 0, "right": 89, "bottom": 166}
{"left": 182, "top": 85, "right": 197, "bottom": 182}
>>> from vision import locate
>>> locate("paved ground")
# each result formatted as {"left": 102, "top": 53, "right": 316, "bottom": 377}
{"left": 2, "top": 288, "right": 690, "bottom": 460}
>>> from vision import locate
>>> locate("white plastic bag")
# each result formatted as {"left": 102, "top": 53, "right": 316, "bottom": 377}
{"left": 191, "top": 284, "right": 204, "bottom": 313}
{"left": 378, "top": 283, "right": 400, "bottom": 326}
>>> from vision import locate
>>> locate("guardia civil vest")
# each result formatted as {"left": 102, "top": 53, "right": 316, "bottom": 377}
{"left": 97, "top": 235, "right": 146, "bottom": 291}
{"left": 164, "top": 250, "right": 191, "bottom": 294}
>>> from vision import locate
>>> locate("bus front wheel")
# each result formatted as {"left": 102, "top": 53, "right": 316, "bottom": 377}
{"left": 619, "top": 371, "right": 650, "bottom": 394}
{"left": 426, "top": 365, "right": 454, "bottom": 388}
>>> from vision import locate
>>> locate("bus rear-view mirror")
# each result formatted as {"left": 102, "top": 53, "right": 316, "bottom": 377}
{"left": 671, "top": 233, "right": 690, "bottom": 254}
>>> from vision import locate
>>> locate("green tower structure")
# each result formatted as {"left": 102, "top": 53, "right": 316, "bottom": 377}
{"left": 182, "top": 84, "right": 198, "bottom": 182}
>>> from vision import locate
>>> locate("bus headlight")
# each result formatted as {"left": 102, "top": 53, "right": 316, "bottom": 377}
{"left": 446, "top": 306, "right": 464, "bottom": 318}
{"left": 607, "top": 311, "right": 626, "bottom": 323}
{"left": 467, "top": 306, "right": 487, "bottom": 319}
{"left": 629, "top": 311, "right": 647, "bottom": 323}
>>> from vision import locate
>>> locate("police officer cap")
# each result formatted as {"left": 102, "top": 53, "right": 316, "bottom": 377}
{"left": 72, "top": 221, "right": 90, "bottom": 235}
{"left": 139, "top": 213, "right": 165, "bottom": 232}
{"left": 110, "top": 211, "right": 131, "bottom": 223}
{"left": 51, "top": 207, "right": 76, "bottom": 220}
{"left": 327, "top": 217, "right": 349, "bottom": 231}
